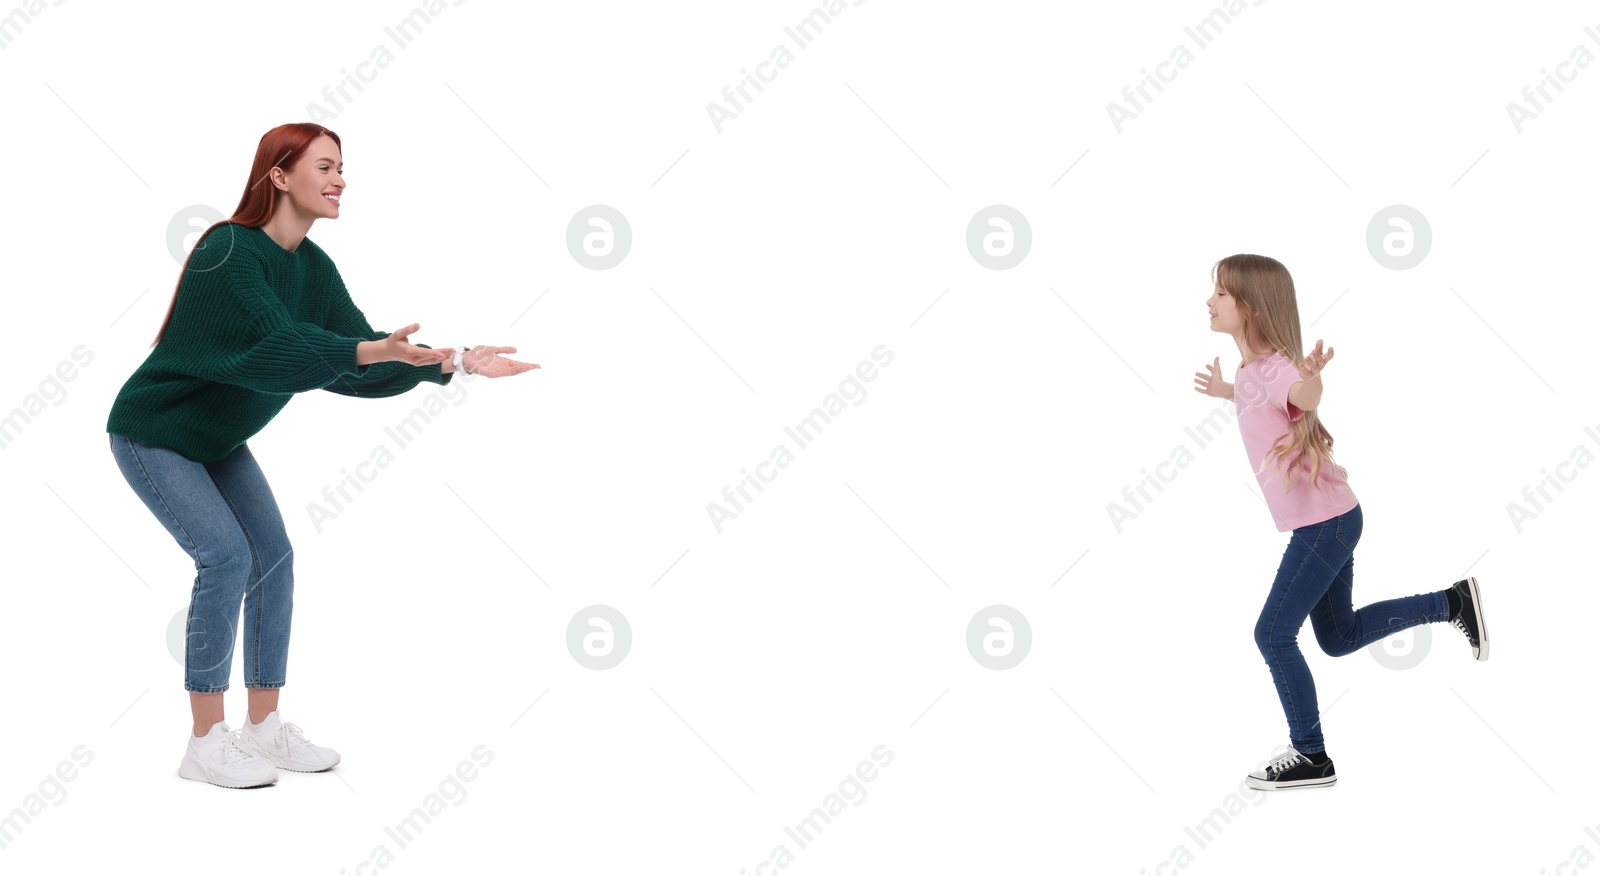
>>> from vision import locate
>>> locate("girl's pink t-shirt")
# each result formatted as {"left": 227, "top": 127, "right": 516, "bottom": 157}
{"left": 1234, "top": 351, "right": 1358, "bottom": 532}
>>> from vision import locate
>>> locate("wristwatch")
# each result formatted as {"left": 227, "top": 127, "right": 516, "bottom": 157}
{"left": 452, "top": 346, "right": 469, "bottom": 374}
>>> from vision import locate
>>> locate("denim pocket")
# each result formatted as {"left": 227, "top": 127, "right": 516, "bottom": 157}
{"left": 1334, "top": 508, "right": 1360, "bottom": 549}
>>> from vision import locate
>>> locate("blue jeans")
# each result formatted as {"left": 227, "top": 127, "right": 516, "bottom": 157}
{"left": 109, "top": 434, "right": 293, "bottom": 693}
{"left": 1253, "top": 502, "right": 1450, "bottom": 754}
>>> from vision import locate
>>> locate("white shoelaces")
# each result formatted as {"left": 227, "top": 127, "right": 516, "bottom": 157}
{"left": 1266, "top": 750, "right": 1304, "bottom": 774}
{"left": 222, "top": 728, "right": 257, "bottom": 763}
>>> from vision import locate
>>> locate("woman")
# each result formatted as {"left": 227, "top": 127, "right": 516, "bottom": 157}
{"left": 106, "top": 122, "right": 538, "bottom": 789}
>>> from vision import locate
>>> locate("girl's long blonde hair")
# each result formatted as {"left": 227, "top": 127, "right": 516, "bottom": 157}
{"left": 1215, "top": 253, "right": 1347, "bottom": 494}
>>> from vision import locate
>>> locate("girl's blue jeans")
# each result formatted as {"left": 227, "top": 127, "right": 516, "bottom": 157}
{"left": 109, "top": 433, "right": 293, "bottom": 693}
{"left": 1254, "top": 502, "right": 1451, "bottom": 754}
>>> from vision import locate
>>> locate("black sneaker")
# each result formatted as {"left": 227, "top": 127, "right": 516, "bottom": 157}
{"left": 1245, "top": 746, "right": 1336, "bottom": 790}
{"left": 1448, "top": 576, "right": 1490, "bottom": 661}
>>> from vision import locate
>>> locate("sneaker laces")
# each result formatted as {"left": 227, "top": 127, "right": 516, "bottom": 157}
{"left": 274, "top": 721, "right": 336, "bottom": 769}
{"left": 1266, "top": 750, "right": 1304, "bottom": 774}
{"left": 1451, "top": 615, "right": 1473, "bottom": 640}
{"left": 221, "top": 728, "right": 258, "bottom": 764}
{"left": 274, "top": 721, "right": 312, "bottom": 756}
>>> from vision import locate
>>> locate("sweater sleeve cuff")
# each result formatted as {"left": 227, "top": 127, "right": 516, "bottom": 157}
{"left": 421, "top": 363, "right": 452, "bottom": 386}
{"left": 276, "top": 324, "right": 366, "bottom": 385}
{"left": 409, "top": 343, "right": 450, "bottom": 386}
{"left": 302, "top": 332, "right": 366, "bottom": 381}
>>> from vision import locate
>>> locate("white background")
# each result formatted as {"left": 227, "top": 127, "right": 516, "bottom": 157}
{"left": 1, "top": 0, "right": 1594, "bottom": 873}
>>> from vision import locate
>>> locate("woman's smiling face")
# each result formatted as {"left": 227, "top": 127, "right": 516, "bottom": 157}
{"left": 273, "top": 135, "right": 344, "bottom": 219}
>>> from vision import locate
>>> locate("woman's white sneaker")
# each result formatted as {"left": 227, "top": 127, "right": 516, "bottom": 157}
{"left": 178, "top": 721, "right": 278, "bottom": 788}
{"left": 240, "top": 710, "right": 341, "bottom": 772}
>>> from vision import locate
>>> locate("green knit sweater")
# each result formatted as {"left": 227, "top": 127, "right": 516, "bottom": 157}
{"left": 107, "top": 222, "right": 452, "bottom": 462}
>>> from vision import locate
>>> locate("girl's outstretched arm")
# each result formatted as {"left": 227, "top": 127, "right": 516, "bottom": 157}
{"left": 1194, "top": 356, "right": 1234, "bottom": 400}
{"left": 1288, "top": 340, "right": 1334, "bottom": 411}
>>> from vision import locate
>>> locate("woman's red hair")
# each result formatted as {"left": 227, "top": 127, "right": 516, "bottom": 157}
{"left": 151, "top": 122, "right": 341, "bottom": 346}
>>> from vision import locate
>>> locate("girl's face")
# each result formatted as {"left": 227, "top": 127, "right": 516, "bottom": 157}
{"left": 274, "top": 135, "right": 344, "bottom": 220}
{"left": 1206, "top": 279, "right": 1245, "bottom": 336}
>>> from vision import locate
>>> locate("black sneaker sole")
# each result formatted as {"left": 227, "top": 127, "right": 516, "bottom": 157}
{"left": 1464, "top": 576, "right": 1489, "bottom": 662}
{"left": 1245, "top": 773, "right": 1337, "bottom": 790}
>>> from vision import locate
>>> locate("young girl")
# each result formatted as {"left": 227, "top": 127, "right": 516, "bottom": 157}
{"left": 106, "top": 122, "right": 538, "bottom": 789}
{"left": 1193, "top": 253, "right": 1489, "bottom": 791}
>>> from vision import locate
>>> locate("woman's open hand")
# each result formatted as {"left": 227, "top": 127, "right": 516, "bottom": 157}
{"left": 1193, "top": 356, "right": 1232, "bottom": 399}
{"left": 463, "top": 345, "right": 540, "bottom": 378}
{"left": 378, "top": 323, "right": 451, "bottom": 366}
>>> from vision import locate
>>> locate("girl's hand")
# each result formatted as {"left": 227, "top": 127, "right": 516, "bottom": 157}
{"left": 1296, "top": 339, "right": 1335, "bottom": 380}
{"left": 381, "top": 323, "right": 451, "bottom": 366}
{"left": 1193, "top": 356, "right": 1232, "bottom": 399}
{"left": 463, "top": 345, "right": 540, "bottom": 378}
